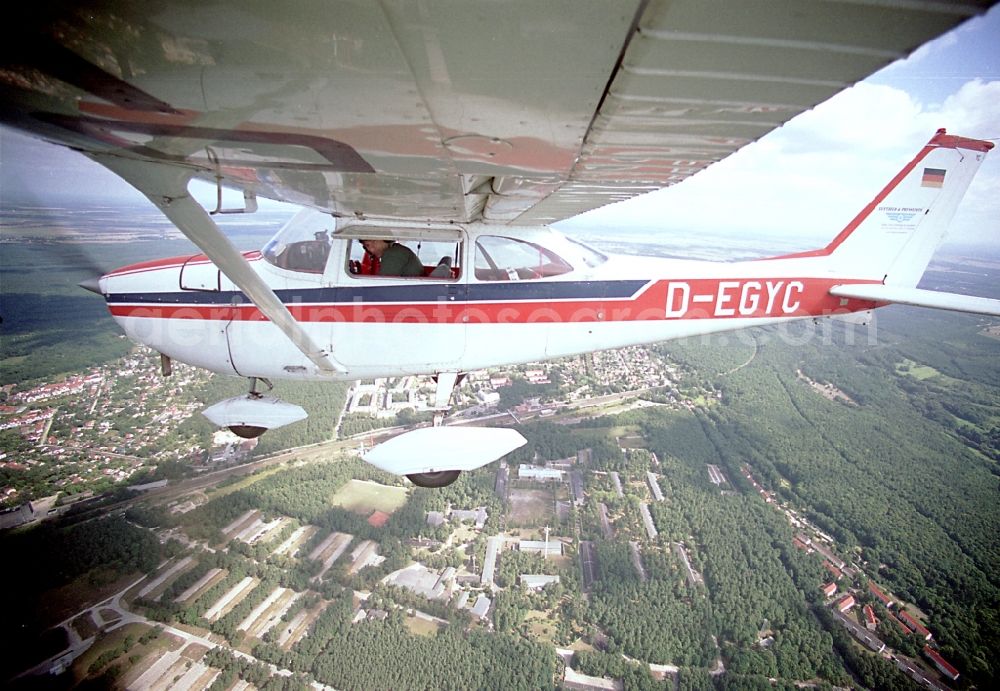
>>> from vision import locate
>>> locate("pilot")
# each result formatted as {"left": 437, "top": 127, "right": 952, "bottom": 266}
{"left": 360, "top": 238, "right": 424, "bottom": 277}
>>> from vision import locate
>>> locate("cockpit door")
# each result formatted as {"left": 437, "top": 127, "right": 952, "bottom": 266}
{"left": 329, "top": 227, "right": 468, "bottom": 373}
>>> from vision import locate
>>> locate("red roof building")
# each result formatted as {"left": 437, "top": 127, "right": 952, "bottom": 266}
{"left": 868, "top": 581, "right": 893, "bottom": 608}
{"left": 837, "top": 595, "right": 856, "bottom": 613}
{"left": 367, "top": 510, "right": 391, "bottom": 528}
{"left": 792, "top": 536, "right": 811, "bottom": 552}
{"left": 821, "top": 582, "right": 837, "bottom": 597}
{"left": 824, "top": 561, "right": 843, "bottom": 580}
{"left": 894, "top": 616, "right": 913, "bottom": 635}
{"left": 863, "top": 604, "right": 878, "bottom": 630}
{"left": 923, "top": 646, "right": 959, "bottom": 681}
{"left": 898, "top": 610, "right": 932, "bottom": 640}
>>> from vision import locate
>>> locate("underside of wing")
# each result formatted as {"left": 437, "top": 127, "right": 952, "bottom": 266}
{"left": 0, "top": 1, "right": 992, "bottom": 224}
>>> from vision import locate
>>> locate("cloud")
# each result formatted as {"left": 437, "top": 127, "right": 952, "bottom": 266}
{"left": 565, "top": 79, "right": 1000, "bottom": 249}
{"left": 938, "top": 79, "right": 1000, "bottom": 133}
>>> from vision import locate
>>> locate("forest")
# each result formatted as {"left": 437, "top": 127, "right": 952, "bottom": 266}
{"left": 123, "top": 456, "right": 558, "bottom": 689}
{"left": 3, "top": 215, "right": 998, "bottom": 688}
{"left": 653, "top": 303, "right": 1000, "bottom": 686}
{"left": 0, "top": 211, "right": 281, "bottom": 385}
{"left": 0, "top": 514, "right": 166, "bottom": 679}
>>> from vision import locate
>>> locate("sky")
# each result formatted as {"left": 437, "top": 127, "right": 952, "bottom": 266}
{"left": 566, "top": 5, "right": 1000, "bottom": 248}
{"left": 1, "top": 6, "right": 998, "bottom": 249}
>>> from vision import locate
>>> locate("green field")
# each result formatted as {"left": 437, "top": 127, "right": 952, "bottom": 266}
{"left": 404, "top": 614, "right": 442, "bottom": 637}
{"left": 330, "top": 479, "right": 409, "bottom": 515}
{"left": 895, "top": 358, "right": 942, "bottom": 380}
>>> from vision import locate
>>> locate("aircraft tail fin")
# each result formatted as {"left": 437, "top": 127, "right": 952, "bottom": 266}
{"left": 781, "top": 130, "right": 992, "bottom": 287}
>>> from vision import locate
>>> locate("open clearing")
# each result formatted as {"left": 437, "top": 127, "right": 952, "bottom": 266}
{"left": 796, "top": 370, "right": 856, "bottom": 405}
{"left": 895, "top": 358, "right": 942, "bottom": 381}
{"left": 618, "top": 435, "right": 649, "bottom": 449}
{"left": 71, "top": 622, "right": 156, "bottom": 678}
{"left": 508, "top": 489, "right": 554, "bottom": 526}
{"left": 405, "top": 614, "right": 442, "bottom": 637}
{"left": 525, "top": 609, "right": 559, "bottom": 644}
{"left": 330, "top": 479, "right": 408, "bottom": 515}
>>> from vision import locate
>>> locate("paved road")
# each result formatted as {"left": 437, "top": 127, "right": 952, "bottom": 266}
{"left": 11, "top": 572, "right": 308, "bottom": 686}
{"left": 579, "top": 540, "right": 598, "bottom": 590}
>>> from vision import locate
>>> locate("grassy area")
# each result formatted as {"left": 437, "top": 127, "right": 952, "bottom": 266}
{"left": 330, "top": 479, "right": 409, "bottom": 515}
{"left": 40, "top": 570, "right": 143, "bottom": 632}
{"left": 72, "top": 612, "right": 99, "bottom": 641}
{"left": 508, "top": 489, "right": 555, "bottom": 527}
{"left": 618, "top": 435, "right": 648, "bottom": 449}
{"left": 205, "top": 465, "right": 287, "bottom": 499}
{"left": 895, "top": 358, "right": 941, "bottom": 380}
{"left": 70, "top": 622, "right": 158, "bottom": 677}
{"left": 567, "top": 636, "right": 596, "bottom": 653}
{"left": 606, "top": 424, "right": 642, "bottom": 438}
{"left": 524, "top": 609, "right": 558, "bottom": 644}
{"left": 404, "top": 614, "right": 442, "bottom": 637}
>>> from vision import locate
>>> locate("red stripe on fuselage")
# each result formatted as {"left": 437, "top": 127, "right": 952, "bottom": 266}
{"left": 105, "top": 251, "right": 261, "bottom": 278}
{"left": 108, "top": 277, "right": 878, "bottom": 323}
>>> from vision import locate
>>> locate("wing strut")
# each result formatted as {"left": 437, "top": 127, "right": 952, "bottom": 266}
{"left": 93, "top": 156, "right": 347, "bottom": 375}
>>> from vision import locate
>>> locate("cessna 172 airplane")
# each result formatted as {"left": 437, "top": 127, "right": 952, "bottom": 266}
{"left": 2, "top": 1, "right": 998, "bottom": 486}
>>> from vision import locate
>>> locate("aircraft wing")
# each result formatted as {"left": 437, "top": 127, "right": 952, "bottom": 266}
{"left": 0, "top": 1, "right": 994, "bottom": 225}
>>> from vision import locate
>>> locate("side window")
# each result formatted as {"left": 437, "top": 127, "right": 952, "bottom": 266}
{"left": 346, "top": 239, "right": 462, "bottom": 279}
{"left": 474, "top": 235, "right": 572, "bottom": 281}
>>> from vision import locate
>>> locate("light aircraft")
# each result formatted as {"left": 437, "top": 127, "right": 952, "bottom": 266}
{"left": 2, "top": 1, "right": 998, "bottom": 487}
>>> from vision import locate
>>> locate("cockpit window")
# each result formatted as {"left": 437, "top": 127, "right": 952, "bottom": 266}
{"left": 474, "top": 235, "right": 572, "bottom": 281}
{"left": 262, "top": 208, "right": 335, "bottom": 274}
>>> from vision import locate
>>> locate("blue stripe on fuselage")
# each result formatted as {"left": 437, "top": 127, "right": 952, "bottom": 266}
{"left": 105, "top": 280, "right": 651, "bottom": 305}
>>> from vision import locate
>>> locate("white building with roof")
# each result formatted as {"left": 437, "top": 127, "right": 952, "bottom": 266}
{"left": 470, "top": 594, "right": 491, "bottom": 619}
{"left": 520, "top": 574, "right": 560, "bottom": 590}
{"left": 519, "top": 464, "right": 563, "bottom": 481}
{"left": 519, "top": 539, "right": 562, "bottom": 557}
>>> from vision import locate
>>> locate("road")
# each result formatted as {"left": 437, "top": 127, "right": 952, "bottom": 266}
{"left": 12, "top": 568, "right": 326, "bottom": 688}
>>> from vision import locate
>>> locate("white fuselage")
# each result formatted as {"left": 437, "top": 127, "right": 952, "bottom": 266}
{"left": 97, "top": 222, "right": 878, "bottom": 381}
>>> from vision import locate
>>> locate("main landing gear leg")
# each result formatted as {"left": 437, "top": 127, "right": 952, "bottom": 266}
{"left": 431, "top": 371, "right": 464, "bottom": 427}
{"left": 433, "top": 372, "right": 460, "bottom": 411}
{"left": 405, "top": 372, "right": 464, "bottom": 488}
{"left": 248, "top": 376, "right": 273, "bottom": 399}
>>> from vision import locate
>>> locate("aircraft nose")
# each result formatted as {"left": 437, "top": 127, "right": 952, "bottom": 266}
{"left": 78, "top": 276, "right": 104, "bottom": 295}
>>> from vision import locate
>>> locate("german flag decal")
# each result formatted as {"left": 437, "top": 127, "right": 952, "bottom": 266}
{"left": 921, "top": 167, "right": 946, "bottom": 188}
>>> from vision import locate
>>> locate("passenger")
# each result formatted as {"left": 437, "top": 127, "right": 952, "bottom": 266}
{"left": 360, "top": 238, "right": 424, "bottom": 277}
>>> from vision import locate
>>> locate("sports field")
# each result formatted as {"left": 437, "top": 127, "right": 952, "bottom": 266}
{"left": 330, "top": 479, "right": 409, "bottom": 515}
{"left": 508, "top": 489, "right": 554, "bottom": 526}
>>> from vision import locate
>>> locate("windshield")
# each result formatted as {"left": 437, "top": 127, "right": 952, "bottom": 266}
{"left": 262, "top": 208, "right": 336, "bottom": 274}
{"left": 563, "top": 236, "right": 608, "bottom": 269}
